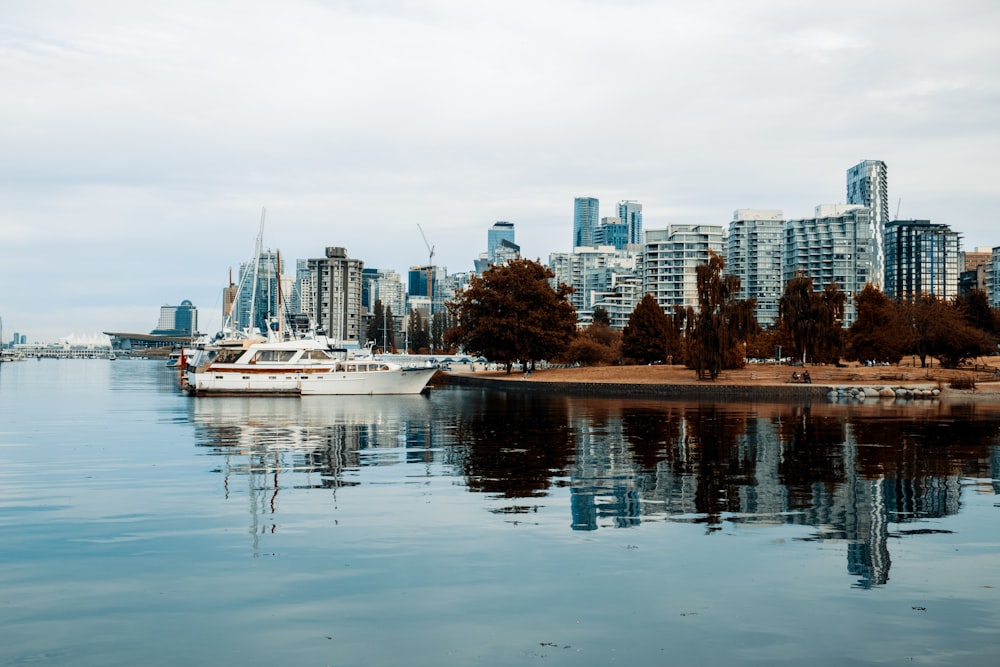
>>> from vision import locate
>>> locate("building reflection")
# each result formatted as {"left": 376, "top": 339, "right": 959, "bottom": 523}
{"left": 189, "top": 388, "right": 1000, "bottom": 587}
{"left": 554, "top": 399, "right": 998, "bottom": 588}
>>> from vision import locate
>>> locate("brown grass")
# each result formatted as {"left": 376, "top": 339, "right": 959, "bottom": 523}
{"left": 464, "top": 357, "right": 1000, "bottom": 391}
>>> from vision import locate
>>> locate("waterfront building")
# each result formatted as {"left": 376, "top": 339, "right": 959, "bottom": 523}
{"left": 487, "top": 221, "right": 518, "bottom": 264}
{"left": 573, "top": 197, "right": 599, "bottom": 248}
{"left": 151, "top": 300, "right": 198, "bottom": 337}
{"left": 884, "top": 220, "right": 961, "bottom": 301}
{"left": 588, "top": 275, "right": 643, "bottom": 330}
{"left": 370, "top": 269, "right": 406, "bottom": 317}
{"left": 963, "top": 246, "right": 994, "bottom": 272}
{"left": 594, "top": 216, "right": 629, "bottom": 251}
{"left": 959, "top": 246, "right": 993, "bottom": 295}
{"left": 726, "top": 209, "right": 785, "bottom": 327}
{"left": 990, "top": 248, "right": 1000, "bottom": 308}
{"left": 549, "top": 245, "right": 639, "bottom": 321}
{"left": 642, "top": 224, "right": 724, "bottom": 311}
{"left": 234, "top": 250, "right": 282, "bottom": 335}
{"left": 846, "top": 160, "right": 889, "bottom": 287}
{"left": 618, "top": 200, "right": 643, "bottom": 246}
{"left": 304, "top": 247, "right": 364, "bottom": 343}
{"left": 408, "top": 264, "right": 448, "bottom": 315}
{"left": 294, "top": 259, "right": 313, "bottom": 323}
{"left": 783, "top": 205, "right": 875, "bottom": 327}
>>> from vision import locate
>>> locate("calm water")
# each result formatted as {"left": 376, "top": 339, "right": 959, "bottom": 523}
{"left": 1, "top": 359, "right": 999, "bottom": 666}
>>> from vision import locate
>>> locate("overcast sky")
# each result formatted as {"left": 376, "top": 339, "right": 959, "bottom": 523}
{"left": 2, "top": 0, "right": 999, "bottom": 342}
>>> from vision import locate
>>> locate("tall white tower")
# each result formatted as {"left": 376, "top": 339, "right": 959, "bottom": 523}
{"left": 846, "top": 160, "right": 888, "bottom": 287}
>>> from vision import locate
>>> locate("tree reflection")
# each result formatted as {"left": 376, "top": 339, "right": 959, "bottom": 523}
{"left": 448, "top": 391, "right": 576, "bottom": 498}
{"left": 189, "top": 390, "right": 1000, "bottom": 587}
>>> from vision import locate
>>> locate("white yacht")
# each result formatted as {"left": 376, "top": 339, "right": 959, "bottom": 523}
{"left": 183, "top": 338, "right": 437, "bottom": 396}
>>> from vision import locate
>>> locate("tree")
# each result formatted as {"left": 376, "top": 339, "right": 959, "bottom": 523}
{"left": 906, "top": 295, "right": 995, "bottom": 368}
{"left": 561, "top": 313, "right": 621, "bottom": 366}
{"left": 846, "top": 284, "right": 907, "bottom": 364}
{"left": 366, "top": 299, "right": 384, "bottom": 347}
{"left": 382, "top": 305, "right": 395, "bottom": 351}
{"left": 408, "top": 309, "right": 430, "bottom": 353}
{"left": 687, "top": 252, "right": 759, "bottom": 380}
{"left": 591, "top": 306, "right": 611, "bottom": 328}
{"left": 778, "top": 274, "right": 845, "bottom": 364}
{"left": 956, "top": 289, "right": 997, "bottom": 339}
{"left": 622, "top": 294, "right": 670, "bottom": 364}
{"left": 445, "top": 258, "right": 577, "bottom": 373}
{"left": 430, "top": 311, "right": 450, "bottom": 353}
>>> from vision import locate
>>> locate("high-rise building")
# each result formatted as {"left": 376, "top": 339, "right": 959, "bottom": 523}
{"left": 234, "top": 250, "right": 282, "bottom": 335}
{"left": 594, "top": 216, "right": 628, "bottom": 251}
{"left": 487, "top": 221, "right": 517, "bottom": 264}
{"left": 370, "top": 269, "right": 406, "bottom": 316}
{"left": 847, "top": 160, "right": 888, "bottom": 287}
{"left": 990, "top": 248, "right": 1000, "bottom": 308}
{"left": 726, "top": 209, "right": 785, "bottom": 327}
{"left": 573, "top": 197, "right": 599, "bottom": 248}
{"left": 618, "top": 200, "right": 643, "bottom": 246}
{"left": 408, "top": 265, "right": 447, "bottom": 315}
{"left": 884, "top": 220, "right": 961, "bottom": 300}
{"left": 784, "top": 205, "right": 875, "bottom": 326}
{"left": 304, "top": 247, "right": 364, "bottom": 343}
{"left": 151, "top": 300, "right": 198, "bottom": 336}
{"left": 643, "top": 224, "right": 724, "bottom": 311}
{"left": 589, "top": 275, "right": 643, "bottom": 330}
{"left": 960, "top": 246, "right": 994, "bottom": 295}
{"left": 963, "top": 247, "right": 994, "bottom": 272}
{"left": 549, "top": 245, "right": 638, "bottom": 318}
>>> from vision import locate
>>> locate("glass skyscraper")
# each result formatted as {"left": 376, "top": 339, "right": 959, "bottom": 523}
{"left": 487, "top": 221, "right": 516, "bottom": 264}
{"left": 574, "top": 197, "right": 599, "bottom": 248}
{"left": 847, "top": 160, "right": 888, "bottom": 287}
{"left": 617, "top": 200, "right": 643, "bottom": 246}
{"left": 884, "top": 220, "right": 961, "bottom": 300}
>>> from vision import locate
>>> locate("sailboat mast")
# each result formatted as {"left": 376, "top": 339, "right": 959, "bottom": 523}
{"left": 247, "top": 208, "right": 265, "bottom": 336}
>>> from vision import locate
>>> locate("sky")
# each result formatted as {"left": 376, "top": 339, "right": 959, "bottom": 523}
{"left": 2, "top": 0, "right": 999, "bottom": 342}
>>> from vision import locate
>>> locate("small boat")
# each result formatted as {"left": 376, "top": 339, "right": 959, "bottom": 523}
{"left": 183, "top": 337, "right": 437, "bottom": 396}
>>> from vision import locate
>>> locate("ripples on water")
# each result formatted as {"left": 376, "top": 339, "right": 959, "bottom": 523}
{"left": 1, "top": 359, "right": 998, "bottom": 666}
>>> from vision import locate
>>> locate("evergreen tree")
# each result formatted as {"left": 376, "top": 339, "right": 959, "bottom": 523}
{"left": 408, "top": 309, "right": 430, "bottom": 353}
{"left": 591, "top": 306, "right": 611, "bottom": 328}
{"left": 846, "top": 284, "right": 907, "bottom": 364}
{"left": 366, "top": 299, "right": 384, "bottom": 347}
{"left": 383, "top": 305, "right": 395, "bottom": 351}
{"left": 622, "top": 294, "right": 669, "bottom": 364}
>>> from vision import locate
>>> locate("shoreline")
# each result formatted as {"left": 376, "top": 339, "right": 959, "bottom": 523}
{"left": 441, "top": 362, "right": 1000, "bottom": 404}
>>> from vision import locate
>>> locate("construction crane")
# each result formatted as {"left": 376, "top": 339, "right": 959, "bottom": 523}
{"left": 416, "top": 224, "right": 436, "bottom": 311}
{"left": 417, "top": 224, "right": 435, "bottom": 266}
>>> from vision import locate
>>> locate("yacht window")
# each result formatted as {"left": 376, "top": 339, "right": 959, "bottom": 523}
{"left": 253, "top": 350, "right": 296, "bottom": 363}
{"left": 214, "top": 348, "right": 244, "bottom": 364}
{"left": 302, "top": 350, "right": 332, "bottom": 360}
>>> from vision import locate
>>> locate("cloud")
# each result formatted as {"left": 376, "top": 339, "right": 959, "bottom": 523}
{"left": 2, "top": 0, "right": 999, "bottom": 341}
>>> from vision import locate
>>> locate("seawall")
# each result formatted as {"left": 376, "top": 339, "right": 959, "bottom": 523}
{"left": 443, "top": 372, "right": 832, "bottom": 401}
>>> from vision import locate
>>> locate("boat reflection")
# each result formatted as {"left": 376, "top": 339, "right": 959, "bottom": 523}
{"left": 192, "top": 393, "right": 436, "bottom": 467}
{"left": 190, "top": 388, "right": 1000, "bottom": 587}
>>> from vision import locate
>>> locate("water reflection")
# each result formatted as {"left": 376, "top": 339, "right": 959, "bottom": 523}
{"left": 190, "top": 388, "right": 1000, "bottom": 588}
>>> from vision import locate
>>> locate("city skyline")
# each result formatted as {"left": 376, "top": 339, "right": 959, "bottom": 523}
{"left": 3, "top": 1, "right": 999, "bottom": 341}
